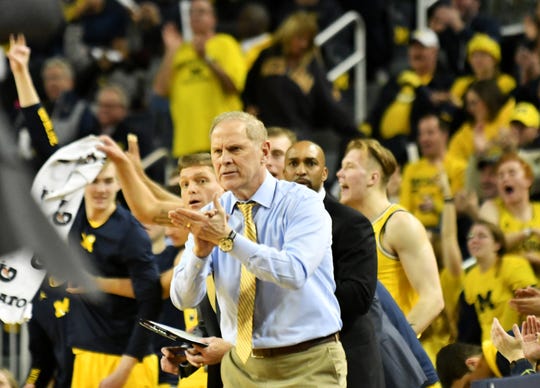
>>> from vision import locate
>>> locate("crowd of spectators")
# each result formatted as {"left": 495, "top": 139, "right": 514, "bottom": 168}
{"left": 4, "top": 0, "right": 540, "bottom": 387}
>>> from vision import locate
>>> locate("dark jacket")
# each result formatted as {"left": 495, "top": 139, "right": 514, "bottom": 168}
{"left": 323, "top": 194, "right": 384, "bottom": 388}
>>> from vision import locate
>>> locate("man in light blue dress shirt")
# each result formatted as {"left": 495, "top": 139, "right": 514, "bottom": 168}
{"left": 168, "top": 111, "right": 347, "bottom": 387}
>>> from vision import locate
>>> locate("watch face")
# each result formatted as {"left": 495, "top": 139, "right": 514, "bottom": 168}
{"left": 219, "top": 238, "right": 233, "bottom": 252}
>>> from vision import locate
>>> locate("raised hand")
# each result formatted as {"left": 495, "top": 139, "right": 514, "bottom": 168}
{"left": 436, "top": 168, "right": 451, "bottom": 196}
{"left": 7, "top": 34, "right": 30, "bottom": 74}
{"left": 126, "top": 133, "right": 143, "bottom": 169}
{"left": 520, "top": 315, "right": 540, "bottom": 362}
{"left": 454, "top": 190, "right": 478, "bottom": 216}
{"left": 162, "top": 22, "right": 183, "bottom": 53}
{"left": 192, "top": 35, "right": 208, "bottom": 58}
{"left": 491, "top": 317, "right": 524, "bottom": 362}
{"left": 97, "top": 135, "right": 130, "bottom": 165}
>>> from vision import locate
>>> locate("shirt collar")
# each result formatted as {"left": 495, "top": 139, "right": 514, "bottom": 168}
{"left": 317, "top": 186, "right": 326, "bottom": 200}
{"left": 225, "top": 171, "right": 277, "bottom": 213}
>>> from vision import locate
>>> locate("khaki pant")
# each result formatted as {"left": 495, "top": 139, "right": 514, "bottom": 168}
{"left": 221, "top": 341, "right": 347, "bottom": 388}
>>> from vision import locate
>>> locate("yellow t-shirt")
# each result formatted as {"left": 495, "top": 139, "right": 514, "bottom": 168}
{"left": 400, "top": 156, "right": 467, "bottom": 228}
{"left": 450, "top": 73, "right": 516, "bottom": 106}
{"left": 244, "top": 35, "right": 273, "bottom": 71}
{"left": 463, "top": 255, "right": 537, "bottom": 342}
{"left": 170, "top": 34, "right": 246, "bottom": 157}
{"left": 372, "top": 204, "right": 418, "bottom": 314}
{"left": 379, "top": 71, "right": 433, "bottom": 139}
{"left": 482, "top": 340, "right": 503, "bottom": 377}
{"left": 495, "top": 198, "right": 540, "bottom": 255}
{"left": 62, "top": 0, "right": 86, "bottom": 22}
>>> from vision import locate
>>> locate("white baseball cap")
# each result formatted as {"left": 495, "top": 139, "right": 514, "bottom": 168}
{"left": 410, "top": 28, "right": 439, "bottom": 48}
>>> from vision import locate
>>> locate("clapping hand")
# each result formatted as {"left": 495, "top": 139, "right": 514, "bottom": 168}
{"left": 491, "top": 316, "right": 540, "bottom": 366}
{"left": 491, "top": 317, "right": 524, "bottom": 363}
{"left": 510, "top": 287, "right": 540, "bottom": 315}
{"left": 162, "top": 22, "right": 183, "bottom": 53}
{"left": 169, "top": 193, "right": 228, "bottom": 258}
{"left": 520, "top": 315, "right": 540, "bottom": 362}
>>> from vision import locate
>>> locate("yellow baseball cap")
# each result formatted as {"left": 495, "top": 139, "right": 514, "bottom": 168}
{"left": 510, "top": 102, "right": 540, "bottom": 128}
{"left": 467, "top": 33, "right": 501, "bottom": 62}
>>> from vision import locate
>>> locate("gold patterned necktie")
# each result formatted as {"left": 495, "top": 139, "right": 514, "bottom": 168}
{"left": 235, "top": 201, "right": 257, "bottom": 363}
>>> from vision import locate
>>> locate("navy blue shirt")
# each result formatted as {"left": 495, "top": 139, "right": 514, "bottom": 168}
{"left": 67, "top": 204, "right": 161, "bottom": 360}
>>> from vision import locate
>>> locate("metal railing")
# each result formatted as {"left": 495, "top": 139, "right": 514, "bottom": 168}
{"left": 314, "top": 11, "right": 366, "bottom": 123}
{"left": 1, "top": 323, "right": 29, "bottom": 384}
{"left": 416, "top": 0, "right": 438, "bottom": 31}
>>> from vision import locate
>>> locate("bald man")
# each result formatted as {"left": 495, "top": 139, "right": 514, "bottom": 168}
{"left": 284, "top": 141, "right": 384, "bottom": 387}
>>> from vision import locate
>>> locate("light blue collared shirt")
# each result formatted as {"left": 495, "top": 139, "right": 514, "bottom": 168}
{"left": 171, "top": 172, "right": 342, "bottom": 348}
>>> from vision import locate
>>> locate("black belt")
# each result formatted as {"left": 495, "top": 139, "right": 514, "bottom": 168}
{"left": 250, "top": 332, "right": 340, "bottom": 358}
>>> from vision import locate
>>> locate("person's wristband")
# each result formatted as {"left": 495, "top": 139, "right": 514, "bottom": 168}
{"left": 509, "top": 358, "right": 534, "bottom": 376}
{"left": 444, "top": 196, "right": 454, "bottom": 203}
{"left": 524, "top": 228, "right": 532, "bottom": 238}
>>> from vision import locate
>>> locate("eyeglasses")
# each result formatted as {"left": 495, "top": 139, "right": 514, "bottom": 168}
{"left": 467, "top": 232, "right": 491, "bottom": 240}
{"left": 90, "top": 47, "right": 123, "bottom": 63}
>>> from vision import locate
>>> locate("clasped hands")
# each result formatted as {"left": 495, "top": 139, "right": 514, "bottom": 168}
{"left": 168, "top": 193, "right": 231, "bottom": 258}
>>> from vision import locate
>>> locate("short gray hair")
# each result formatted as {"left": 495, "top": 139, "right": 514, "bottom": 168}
{"left": 42, "top": 56, "right": 74, "bottom": 80}
{"left": 210, "top": 111, "right": 267, "bottom": 144}
{"left": 97, "top": 84, "right": 129, "bottom": 109}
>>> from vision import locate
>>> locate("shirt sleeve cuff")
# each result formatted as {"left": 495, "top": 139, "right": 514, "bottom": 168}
{"left": 177, "top": 249, "right": 210, "bottom": 277}
{"left": 230, "top": 233, "right": 259, "bottom": 264}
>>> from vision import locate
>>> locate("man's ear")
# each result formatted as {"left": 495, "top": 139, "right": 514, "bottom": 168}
{"left": 261, "top": 140, "right": 270, "bottom": 164}
{"left": 322, "top": 166, "right": 328, "bottom": 183}
{"left": 367, "top": 169, "right": 380, "bottom": 187}
{"left": 465, "top": 356, "right": 482, "bottom": 371}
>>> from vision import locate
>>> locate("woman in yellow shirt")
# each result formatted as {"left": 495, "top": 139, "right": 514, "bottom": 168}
{"left": 440, "top": 173, "right": 537, "bottom": 343}
{"left": 448, "top": 33, "right": 515, "bottom": 132}
{"left": 447, "top": 79, "right": 514, "bottom": 165}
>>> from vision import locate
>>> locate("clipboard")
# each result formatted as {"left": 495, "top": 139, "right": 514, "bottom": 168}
{"left": 139, "top": 319, "right": 208, "bottom": 347}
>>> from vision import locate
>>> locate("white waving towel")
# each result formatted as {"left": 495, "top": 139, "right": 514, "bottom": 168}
{"left": 0, "top": 136, "right": 105, "bottom": 324}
